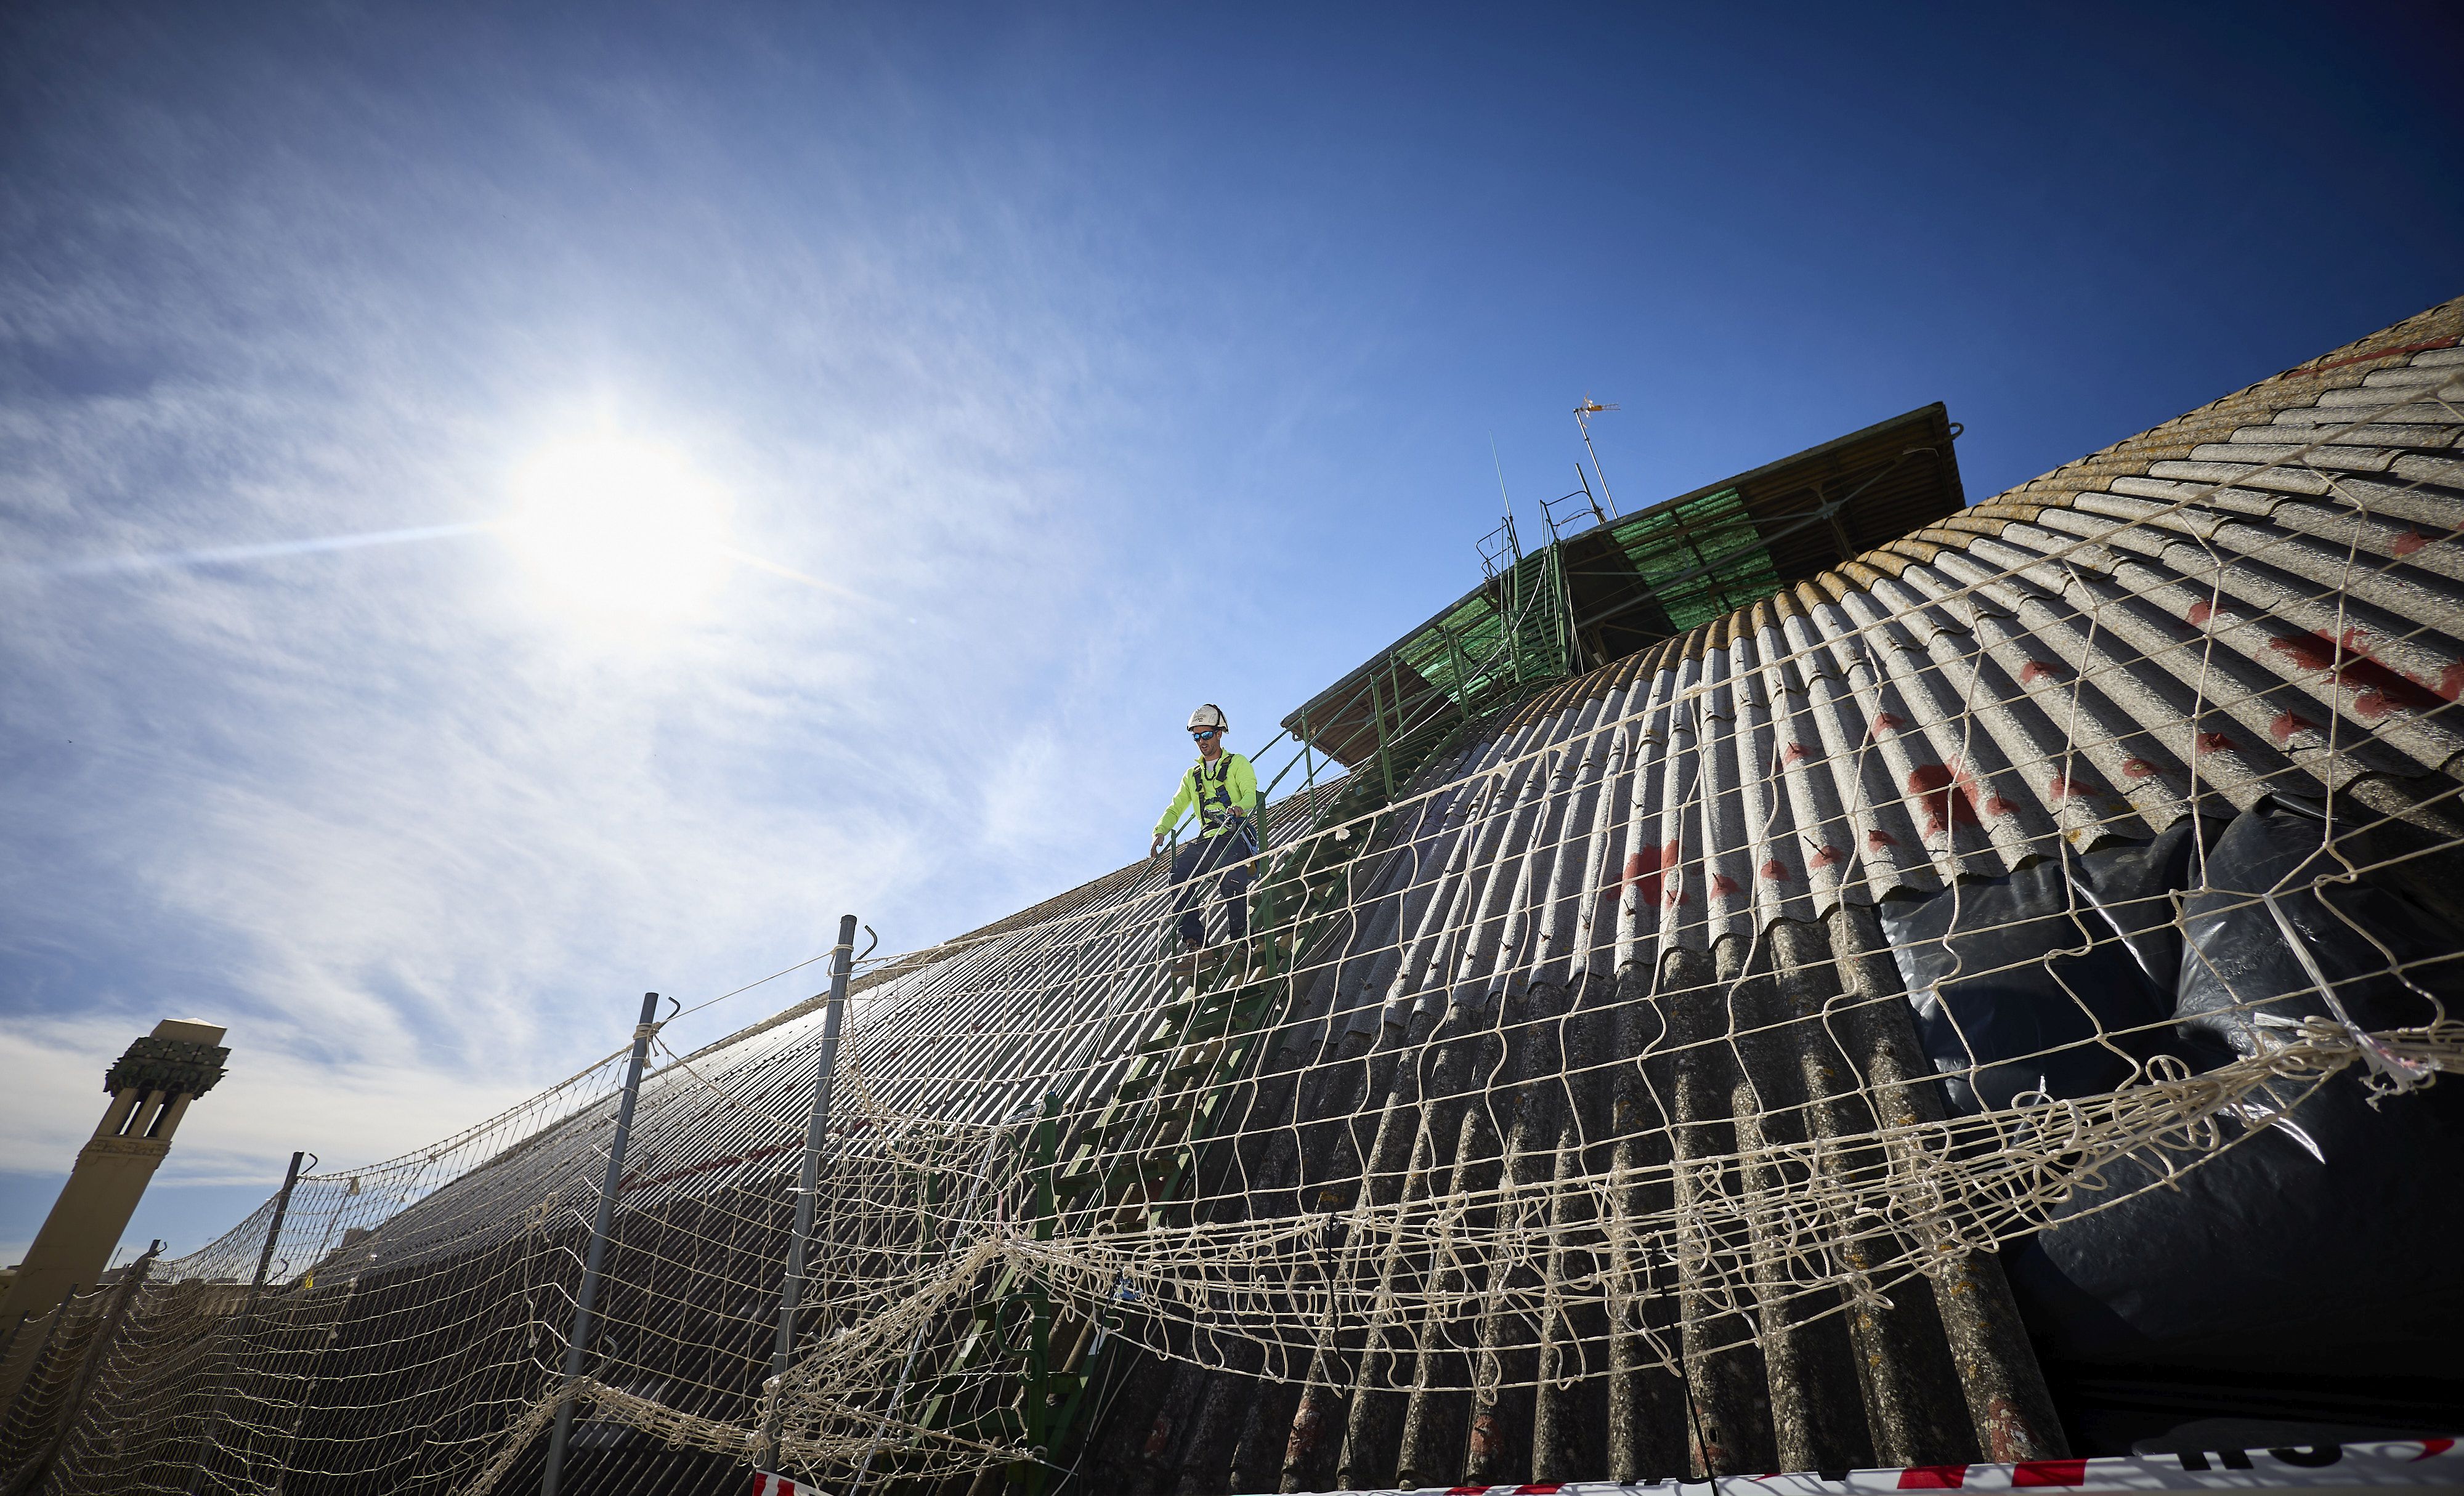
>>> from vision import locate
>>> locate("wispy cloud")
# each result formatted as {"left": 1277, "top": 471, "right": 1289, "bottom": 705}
{"left": 0, "top": 9, "right": 1214, "bottom": 1247}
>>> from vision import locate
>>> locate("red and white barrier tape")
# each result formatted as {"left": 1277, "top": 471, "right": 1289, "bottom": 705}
{"left": 752, "top": 1437, "right": 2458, "bottom": 1496}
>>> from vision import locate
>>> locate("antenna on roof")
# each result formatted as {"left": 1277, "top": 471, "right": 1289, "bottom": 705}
{"left": 1478, "top": 434, "right": 1523, "bottom": 581}
{"left": 1489, "top": 434, "right": 1515, "bottom": 523}
{"left": 1573, "top": 397, "right": 1621, "bottom": 519}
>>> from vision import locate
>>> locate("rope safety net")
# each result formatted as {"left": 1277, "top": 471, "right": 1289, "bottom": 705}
{"left": 6, "top": 312, "right": 2463, "bottom": 1496}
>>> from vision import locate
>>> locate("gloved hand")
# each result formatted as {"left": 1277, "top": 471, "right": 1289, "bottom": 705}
{"left": 1149, "top": 833, "right": 1165, "bottom": 859}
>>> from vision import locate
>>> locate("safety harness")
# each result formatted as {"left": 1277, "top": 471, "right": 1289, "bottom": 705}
{"left": 1186, "top": 754, "right": 1252, "bottom": 839}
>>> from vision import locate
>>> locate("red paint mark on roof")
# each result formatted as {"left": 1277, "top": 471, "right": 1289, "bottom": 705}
{"left": 2020, "top": 660, "right": 2065, "bottom": 684}
{"left": 1781, "top": 740, "right": 1813, "bottom": 764}
{"left": 2393, "top": 528, "right": 2430, "bottom": 556}
{"left": 2270, "top": 711, "right": 2321, "bottom": 745}
{"left": 1709, "top": 873, "right": 1740, "bottom": 896}
{"left": 1618, "top": 839, "right": 1684, "bottom": 911}
{"left": 1810, "top": 844, "right": 1844, "bottom": 868}
{"left": 2122, "top": 757, "right": 2161, "bottom": 779}
{"left": 1908, "top": 764, "right": 1969, "bottom": 835}
{"left": 2266, "top": 628, "right": 2446, "bottom": 719}
{"left": 2195, "top": 732, "right": 2236, "bottom": 756}
{"left": 1759, "top": 859, "right": 1794, "bottom": 881}
{"left": 2188, "top": 599, "right": 2219, "bottom": 627}
{"left": 2272, "top": 633, "right": 2336, "bottom": 671}
{"left": 2046, "top": 774, "right": 2102, "bottom": 801}
{"left": 1866, "top": 828, "right": 1900, "bottom": 849}
{"left": 2284, "top": 334, "right": 2459, "bottom": 377}
{"left": 1907, "top": 757, "right": 2015, "bottom": 835}
{"left": 1868, "top": 711, "right": 1907, "bottom": 739}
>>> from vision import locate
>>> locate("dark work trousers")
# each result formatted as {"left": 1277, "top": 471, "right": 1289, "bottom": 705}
{"left": 1170, "top": 825, "right": 1257, "bottom": 947}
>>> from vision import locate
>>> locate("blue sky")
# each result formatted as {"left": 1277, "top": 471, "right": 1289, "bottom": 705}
{"left": 4, "top": 0, "right": 2457, "bottom": 1264}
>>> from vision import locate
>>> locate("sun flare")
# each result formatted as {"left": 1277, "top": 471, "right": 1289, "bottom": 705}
{"left": 504, "top": 435, "right": 731, "bottom": 624}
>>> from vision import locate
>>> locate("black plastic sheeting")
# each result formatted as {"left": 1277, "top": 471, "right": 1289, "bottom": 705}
{"left": 1881, "top": 798, "right": 2464, "bottom": 1440}
{"left": 1884, "top": 820, "right": 2202, "bottom": 1115}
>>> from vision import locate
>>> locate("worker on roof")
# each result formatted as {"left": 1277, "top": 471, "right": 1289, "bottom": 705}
{"left": 1149, "top": 704, "right": 1259, "bottom": 955}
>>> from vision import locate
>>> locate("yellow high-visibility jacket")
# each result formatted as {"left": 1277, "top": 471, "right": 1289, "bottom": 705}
{"left": 1154, "top": 752, "right": 1258, "bottom": 839}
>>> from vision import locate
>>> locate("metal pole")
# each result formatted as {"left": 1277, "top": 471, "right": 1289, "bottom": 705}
{"left": 184, "top": 1149, "right": 307, "bottom": 1494}
{"left": 541, "top": 992, "right": 663, "bottom": 1496}
{"left": 1366, "top": 673, "right": 1395, "bottom": 802}
{"left": 1576, "top": 405, "right": 1619, "bottom": 517}
{"left": 1554, "top": 543, "right": 1579, "bottom": 675}
{"left": 1298, "top": 710, "right": 1319, "bottom": 816}
{"left": 756, "top": 914, "right": 861, "bottom": 1473}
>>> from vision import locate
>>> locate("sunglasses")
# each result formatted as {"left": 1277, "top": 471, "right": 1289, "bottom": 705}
{"left": 1190, "top": 728, "right": 1218, "bottom": 740}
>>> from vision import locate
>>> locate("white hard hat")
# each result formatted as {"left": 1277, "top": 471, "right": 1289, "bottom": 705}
{"left": 1186, "top": 703, "right": 1228, "bottom": 732}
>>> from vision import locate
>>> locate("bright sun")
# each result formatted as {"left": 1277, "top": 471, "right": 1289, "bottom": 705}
{"left": 504, "top": 435, "right": 731, "bottom": 625}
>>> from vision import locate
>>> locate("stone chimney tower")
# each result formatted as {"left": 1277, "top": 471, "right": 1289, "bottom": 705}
{"left": 0, "top": 1020, "right": 229, "bottom": 1336}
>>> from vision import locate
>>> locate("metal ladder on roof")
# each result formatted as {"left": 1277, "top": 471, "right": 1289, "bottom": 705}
{"left": 893, "top": 771, "right": 1403, "bottom": 1494}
